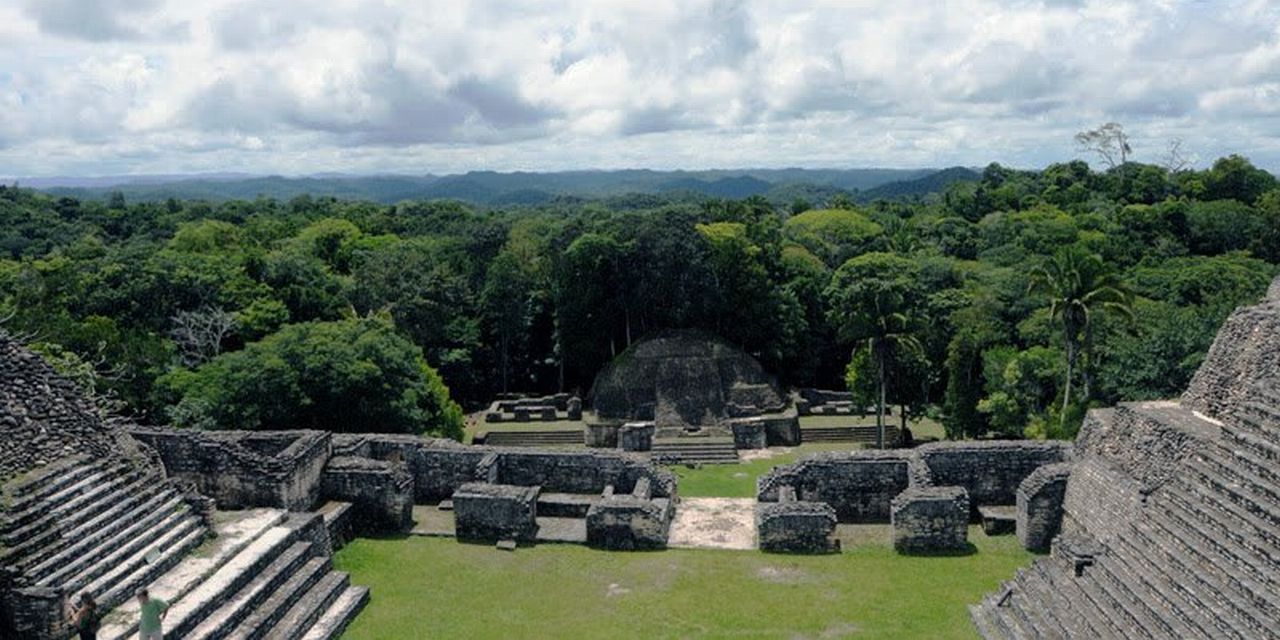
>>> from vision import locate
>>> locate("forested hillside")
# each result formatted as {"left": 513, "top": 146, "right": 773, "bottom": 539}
{"left": 1, "top": 156, "right": 1276, "bottom": 440}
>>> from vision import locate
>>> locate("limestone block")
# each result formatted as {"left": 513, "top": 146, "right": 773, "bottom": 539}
{"left": 452, "top": 482, "right": 540, "bottom": 542}
{"left": 757, "top": 501, "right": 839, "bottom": 553}
{"left": 891, "top": 486, "right": 969, "bottom": 553}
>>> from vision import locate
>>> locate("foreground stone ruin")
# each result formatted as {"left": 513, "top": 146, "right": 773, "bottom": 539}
{"left": 756, "top": 440, "right": 1072, "bottom": 552}
{"left": 971, "top": 277, "right": 1280, "bottom": 638}
{"left": 0, "top": 336, "right": 366, "bottom": 640}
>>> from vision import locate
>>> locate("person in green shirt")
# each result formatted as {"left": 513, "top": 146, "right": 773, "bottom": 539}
{"left": 135, "top": 589, "right": 169, "bottom": 640}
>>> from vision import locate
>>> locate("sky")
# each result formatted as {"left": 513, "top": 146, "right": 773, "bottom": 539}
{"left": 1, "top": 0, "right": 1278, "bottom": 178}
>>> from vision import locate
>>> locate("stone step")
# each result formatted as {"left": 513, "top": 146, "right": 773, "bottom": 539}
{"left": 1083, "top": 555, "right": 1165, "bottom": 640}
{"left": 261, "top": 571, "right": 350, "bottom": 640}
{"left": 1125, "top": 520, "right": 1250, "bottom": 639}
{"left": 1016, "top": 563, "right": 1070, "bottom": 638}
{"left": 157, "top": 525, "right": 299, "bottom": 640}
{"left": 1034, "top": 562, "right": 1110, "bottom": 639}
{"left": 15, "top": 478, "right": 173, "bottom": 575}
{"left": 1140, "top": 509, "right": 1280, "bottom": 633}
{"left": 1224, "top": 427, "right": 1280, "bottom": 463}
{"left": 186, "top": 542, "right": 315, "bottom": 640}
{"left": 1104, "top": 520, "right": 1230, "bottom": 639}
{"left": 86, "top": 518, "right": 208, "bottom": 616}
{"left": 1164, "top": 479, "right": 1280, "bottom": 568}
{"left": 1175, "top": 469, "right": 1280, "bottom": 550}
{"left": 1050, "top": 558, "right": 1130, "bottom": 639}
{"left": 1091, "top": 548, "right": 1197, "bottom": 639}
{"left": 57, "top": 505, "right": 197, "bottom": 592}
{"left": 33, "top": 492, "right": 186, "bottom": 586}
{"left": 297, "top": 585, "right": 369, "bottom": 640}
{"left": 3, "top": 456, "right": 102, "bottom": 510}
{"left": 2, "top": 465, "right": 142, "bottom": 545}
{"left": 229, "top": 556, "right": 331, "bottom": 640}
{"left": 968, "top": 603, "right": 1004, "bottom": 640}
{"left": 97, "top": 509, "right": 289, "bottom": 640}
{"left": 1157, "top": 485, "right": 1277, "bottom": 590}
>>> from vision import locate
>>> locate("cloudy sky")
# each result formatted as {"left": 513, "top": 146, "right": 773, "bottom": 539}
{"left": 2, "top": 0, "right": 1278, "bottom": 177}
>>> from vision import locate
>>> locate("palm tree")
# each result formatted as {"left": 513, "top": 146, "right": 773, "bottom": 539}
{"left": 1028, "top": 246, "right": 1134, "bottom": 428}
{"left": 857, "top": 295, "right": 924, "bottom": 448}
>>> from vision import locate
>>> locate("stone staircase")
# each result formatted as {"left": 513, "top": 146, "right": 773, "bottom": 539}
{"left": 800, "top": 425, "right": 898, "bottom": 444}
{"left": 970, "top": 393, "right": 1280, "bottom": 639}
{"left": 478, "top": 429, "right": 584, "bottom": 447}
{"left": 0, "top": 458, "right": 208, "bottom": 619}
{"left": 651, "top": 437, "right": 739, "bottom": 465}
{"left": 96, "top": 510, "right": 368, "bottom": 640}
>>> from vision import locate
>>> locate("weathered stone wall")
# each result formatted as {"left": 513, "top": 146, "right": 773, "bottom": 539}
{"left": 917, "top": 440, "right": 1072, "bottom": 510}
{"left": 584, "top": 496, "right": 673, "bottom": 550}
{"left": 1074, "top": 402, "right": 1210, "bottom": 492}
{"left": 730, "top": 417, "right": 767, "bottom": 449}
{"left": 756, "top": 500, "right": 838, "bottom": 553}
{"left": 1015, "top": 462, "right": 1071, "bottom": 552}
{"left": 1059, "top": 457, "right": 1146, "bottom": 546}
{"left": 331, "top": 433, "right": 676, "bottom": 503}
{"left": 321, "top": 456, "right": 414, "bottom": 534}
{"left": 130, "top": 428, "right": 331, "bottom": 510}
{"left": 619, "top": 422, "right": 654, "bottom": 451}
{"left": 1182, "top": 277, "right": 1280, "bottom": 419}
{"left": 0, "top": 333, "right": 152, "bottom": 482}
{"left": 891, "top": 486, "right": 969, "bottom": 553}
{"left": 589, "top": 330, "right": 790, "bottom": 429}
{"left": 453, "top": 482, "right": 540, "bottom": 542}
{"left": 757, "top": 450, "right": 914, "bottom": 522}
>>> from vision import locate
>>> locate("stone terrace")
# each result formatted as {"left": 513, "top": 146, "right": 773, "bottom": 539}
{"left": 970, "top": 277, "right": 1280, "bottom": 639}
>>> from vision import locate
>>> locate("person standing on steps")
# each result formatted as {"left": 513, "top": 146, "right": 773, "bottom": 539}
{"left": 135, "top": 588, "right": 169, "bottom": 640}
{"left": 68, "top": 592, "right": 99, "bottom": 640}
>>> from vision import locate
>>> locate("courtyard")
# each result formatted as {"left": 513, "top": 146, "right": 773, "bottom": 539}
{"left": 334, "top": 526, "right": 1033, "bottom": 639}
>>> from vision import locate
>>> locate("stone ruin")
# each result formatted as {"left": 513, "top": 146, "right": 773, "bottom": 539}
{"left": 971, "top": 276, "right": 1280, "bottom": 638}
{"left": 585, "top": 330, "right": 800, "bottom": 462}
{"left": 0, "top": 332, "right": 367, "bottom": 640}
{"left": 482, "top": 392, "right": 583, "bottom": 424}
{"left": 756, "top": 440, "right": 1072, "bottom": 554}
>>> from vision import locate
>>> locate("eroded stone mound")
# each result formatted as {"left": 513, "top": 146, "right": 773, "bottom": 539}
{"left": 0, "top": 332, "right": 146, "bottom": 481}
{"left": 589, "top": 330, "right": 788, "bottom": 428}
{"left": 1183, "top": 275, "right": 1280, "bottom": 419}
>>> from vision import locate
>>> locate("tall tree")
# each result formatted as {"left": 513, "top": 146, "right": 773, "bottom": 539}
{"left": 1028, "top": 245, "right": 1134, "bottom": 428}
{"left": 826, "top": 253, "right": 924, "bottom": 448}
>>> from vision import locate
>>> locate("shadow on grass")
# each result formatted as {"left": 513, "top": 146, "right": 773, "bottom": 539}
{"left": 895, "top": 542, "right": 979, "bottom": 557}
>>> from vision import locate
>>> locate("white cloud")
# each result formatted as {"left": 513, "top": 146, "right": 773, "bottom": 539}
{"left": 2, "top": 0, "right": 1279, "bottom": 176}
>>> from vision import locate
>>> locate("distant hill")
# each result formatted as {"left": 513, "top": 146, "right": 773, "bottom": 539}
{"left": 857, "top": 166, "right": 981, "bottom": 202}
{"left": 25, "top": 167, "right": 972, "bottom": 205}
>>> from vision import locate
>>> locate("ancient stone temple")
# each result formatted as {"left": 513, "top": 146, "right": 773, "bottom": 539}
{"left": 970, "top": 277, "right": 1280, "bottom": 638}
{"left": 586, "top": 330, "right": 800, "bottom": 460}
{"left": 0, "top": 334, "right": 369, "bottom": 640}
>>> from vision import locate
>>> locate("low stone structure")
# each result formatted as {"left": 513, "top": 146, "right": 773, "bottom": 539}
{"left": 757, "top": 449, "right": 917, "bottom": 522}
{"left": 1014, "top": 462, "right": 1071, "bottom": 552}
{"left": 483, "top": 393, "right": 581, "bottom": 423}
{"left": 891, "top": 486, "right": 969, "bottom": 553}
{"left": 453, "top": 482, "right": 541, "bottom": 542}
{"left": 321, "top": 456, "right": 415, "bottom": 534}
{"left": 917, "top": 440, "right": 1071, "bottom": 514}
{"left": 130, "top": 427, "right": 331, "bottom": 510}
{"left": 619, "top": 421, "right": 655, "bottom": 451}
{"left": 585, "top": 477, "right": 674, "bottom": 550}
{"left": 756, "top": 488, "right": 838, "bottom": 553}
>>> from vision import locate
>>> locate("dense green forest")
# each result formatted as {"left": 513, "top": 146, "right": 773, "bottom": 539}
{"left": 2, "top": 155, "right": 1277, "bottom": 441}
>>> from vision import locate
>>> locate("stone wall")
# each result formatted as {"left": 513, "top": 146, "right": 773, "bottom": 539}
{"left": 331, "top": 433, "right": 676, "bottom": 504}
{"left": 321, "top": 456, "right": 414, "bottom": 534}
{"left": 891, "top": 486, "right": 969, "bottom": 553}
{"left": 130, "top": 428, "right": 331, "bottom": 510}
{"left": 1182, "top": 277, "right": 1280, "bottom": 420}
{"left": 1015, "top": 462, "right": 1071, "bottom": 552}
{"left": 1074, "top": 402, "right": 1211, "bottom": 492}
{"left": 757, "top": 450, "right": 914, "bottom": 522}
{"left": 917, "top": 440, "right": 1072, "bottom": 511}
{"left": 0, "top": 333, "right": 152, "bottom": 482}
{"left": 756, "top": 499, "right": 838, "bottom": 553}
{"left": 1058, "top": 457, "right": 1147, "bottom": 546}
{"left": 584, "top": 493, "right": 673, "bottom": 550}
{"left": 453, "top": 482, "right": 540, "bottom": 542}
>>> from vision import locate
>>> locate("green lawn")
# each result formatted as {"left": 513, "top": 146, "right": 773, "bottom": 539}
{"left": 335, "top": 527, "right": 1031, "bottom": 639}
{"left": 671, "top": 442, "right": 865, "bottom": 498}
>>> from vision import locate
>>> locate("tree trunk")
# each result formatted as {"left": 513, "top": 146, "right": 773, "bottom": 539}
{"left": 1082, "top": 324, "right": 1094, "bottom": 404}
{"left": 500, "top": 332, "right": 509, "bottom": 393}
{"left": 1061, "top": 331, "right": 1076, "bottom": 430}
{"left": 877, "top": 347, "right": 887, "bottom": 449}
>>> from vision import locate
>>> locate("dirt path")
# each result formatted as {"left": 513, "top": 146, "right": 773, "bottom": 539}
{"left": 667, "top": 497, "right": 757, "bottom": 550}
